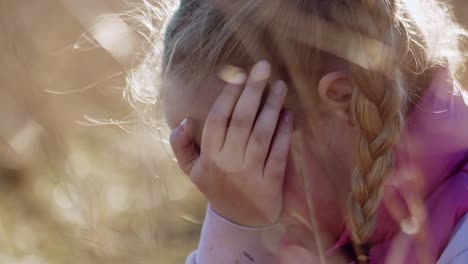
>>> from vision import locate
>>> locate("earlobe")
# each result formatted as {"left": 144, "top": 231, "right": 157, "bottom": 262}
{"left": 318, "top": 71, "right": 354, "bottom": 116}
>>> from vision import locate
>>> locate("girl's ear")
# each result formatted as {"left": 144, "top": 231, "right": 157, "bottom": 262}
{"left": 318, "top": 71, "right": 354, "bottom": 117}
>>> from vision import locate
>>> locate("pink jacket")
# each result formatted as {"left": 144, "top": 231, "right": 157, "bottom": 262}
{"left": 186, "top": 68, "right": 468, "bottom": 264}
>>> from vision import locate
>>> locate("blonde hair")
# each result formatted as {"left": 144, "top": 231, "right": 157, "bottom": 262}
{"left": 125, "top": 0, "right": 466, "bottom": 262}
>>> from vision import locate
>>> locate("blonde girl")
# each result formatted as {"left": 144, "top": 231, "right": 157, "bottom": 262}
{"left": 128, "top": 0, "right": 468, "bottom": 263}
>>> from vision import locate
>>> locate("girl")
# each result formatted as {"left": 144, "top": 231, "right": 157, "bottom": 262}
{"left": 129, "top": 0, "right": 468, "bottom": 263}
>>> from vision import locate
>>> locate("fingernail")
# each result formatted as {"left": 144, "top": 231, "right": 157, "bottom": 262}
{"left": 231, "top": 73, "right": 247, "bottom": 84}
{"left": 252, "top": 60, "right": 271, "bottom": 81}
{"left": 179, "top": 118, "right": 187, "bottom": 132}
{"left": 217, "top": 65, "right": 246, "bottom": 84}
{"left": 273, "top": 80, "right": 286, "bottom": 95}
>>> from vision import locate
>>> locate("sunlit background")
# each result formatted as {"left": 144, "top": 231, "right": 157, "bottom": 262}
{"left": 0, "top": 0, "right": 467, "bottom": 263}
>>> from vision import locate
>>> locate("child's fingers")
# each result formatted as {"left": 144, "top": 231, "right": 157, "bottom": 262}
{"left": 201, "top": 77, "right": 246, "bottom": 153}
{"left": 264, "top": 111, "right": 293, "bottom": 181}
{"left": 169, "top": 118, "right": 200, "bottom": 175}
{"left": 245, "top": 80, "right": 287, "bottom": 165}
{"left": 223, "top": 61, "right": 271, "bottom": 155}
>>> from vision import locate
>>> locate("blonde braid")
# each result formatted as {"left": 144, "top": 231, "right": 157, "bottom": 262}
{"left": 346, "top": 1, "right": 406, "bottom": 262}
{"left": 347, "top": 68, "right": 405, "bottom": 250}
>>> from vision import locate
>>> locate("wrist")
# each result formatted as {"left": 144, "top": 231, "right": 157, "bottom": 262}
{"left": 209, "top": 203, "right": 279, "bottom": 228}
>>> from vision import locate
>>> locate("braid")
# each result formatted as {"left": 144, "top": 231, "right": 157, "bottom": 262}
{"left": 346, "top": 1, "right": 406, "bottom": 262}
{"left": 347, "top": 68, "right": 405, "bottom": 255}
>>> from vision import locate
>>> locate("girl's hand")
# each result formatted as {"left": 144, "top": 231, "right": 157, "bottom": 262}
{"left": 169, "top": 61, "right": 293, "bottom": 227}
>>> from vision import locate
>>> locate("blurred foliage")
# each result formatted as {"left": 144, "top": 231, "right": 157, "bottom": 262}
{"left": 0, "top": 0, "right": 467, "bottom": 263}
